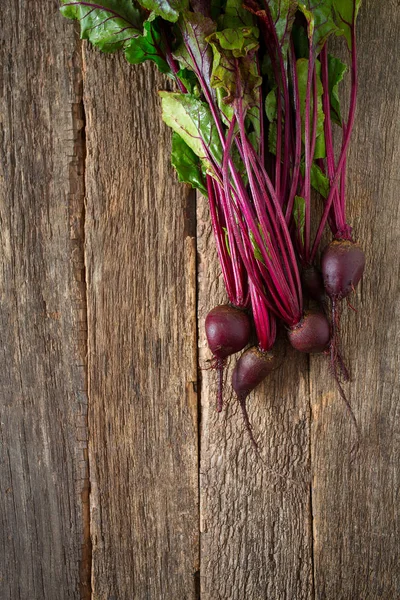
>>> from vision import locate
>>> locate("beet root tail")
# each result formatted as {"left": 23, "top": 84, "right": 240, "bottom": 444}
{"left": 328, "top": 298, "right": 359, "bottom": 453}
{"left": 238, "top": 393, "right": 259, "bottom": 451}
{"left": 329, "top": 297, "right": 351, "bottom": 383}
{"left": 216, "top": 358, "right": 225, "bottom": 413}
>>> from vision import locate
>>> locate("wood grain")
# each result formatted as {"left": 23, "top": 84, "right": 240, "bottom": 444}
{"left": 1, "top": 2, "right": 398, "bottom": 599}
{"left": 310, "top": 1, "right": 400, "bottom": 598}
{"left": 197, "top": 197, "right": 314, "bottom": 599}
{"left": 0, "top": 4, "right": 89, "bottom": 599}
{"left": 82, "top": 50, "right": 199, "bottom": 599}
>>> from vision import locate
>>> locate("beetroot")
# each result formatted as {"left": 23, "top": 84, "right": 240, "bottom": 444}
{"left": 302, "top": 266, "right": 325, "bottom": 303}
{"left": 321, "top": 240, "right": 365, "bottom": 300}
{"left": 288, "top": 310, "right": 330, "bottom": 353}
{"left": 232, "top": 346, "right": 277, "bottom": 401}
{"left": 205, "top": 305, "right": 251, "bottom": 358}
{"left": 205, "top": 304, "right": 251, "bottom": 412}
{"left": 232, "top": 346, "right": 278, "bottom": 449}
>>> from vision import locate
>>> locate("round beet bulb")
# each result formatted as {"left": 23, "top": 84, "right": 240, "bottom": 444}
{"left": 205, "top": 304, "right": 251, "bottom": 413}
{"left": 321, "top": 240, "right": 365, "bottom": 300}
{"left": 205, "top": 304, "right": 251, "bottom": 359}
{"left": 288, "top": 310, "right": 330, "bottom": 353}
{"left": 302, "top": 266, "right": 325, "bottom": 302}
{"left": 232, "top": 346, "right": 278, "bottom": 401}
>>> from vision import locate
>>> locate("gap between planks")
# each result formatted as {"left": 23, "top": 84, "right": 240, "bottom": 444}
{"left": 74, "top": 40, "right": 92, "bottom": 600}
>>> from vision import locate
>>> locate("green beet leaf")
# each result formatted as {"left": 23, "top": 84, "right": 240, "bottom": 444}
{"left": 174, "top": 11, "right": 216, "bottom": 94}
{"left": 60, "top": 0, "right": 144, "bottom": 52}
{"left": 249, "top": 230, "right": 265, "bottom": 263}
{"left": 327, "top": 53, "right": 347, "bottom": 126}
{"left": 332, "top": 0, "right": 361, "bottom": 48}
{"left": 171, "top": 133, "right": 207, "bottom": 194}
{"left": 159, "top": 92, "right": 223, "bottom": 169}
{"left": 246, "top": 104, "right": 262, "bottom": 153}
{"left": 211, "top": 0, "right": 225, "bottom": 20}
{"left": 222, "top": 227, "right": 232, "bottom": 257}
{"left": 207, "top": 27, "right": 262, "bottom": 108}
{"left": 314, "top": 134, "right": 326, "bottom": 159}
{"left": 177, "top": 68, "right": 201, "bottom": 95}
{"left": 125, "top": 19, "right": 170, "bottom": 74}
{"left": 136, "top": 0, "right": 189, "bottom": 23}
{"left": 208, "top": 27, "right": 259, "bottom": 57}
{"left": 265, "top": 0, "right": 297, "bottom": 54}
{"left": 311, "top": 163, "right": 330, "bottom": 197}
{"left": 215, "top": 88, "right": 235, "bottom": 125}
{"left": 293, "top": 195, "right": 306, "bottom": 244}
{"left": 292, "top": 21, "right": 309, "bottom": 59}
{"left": 265, "top": 88, "right": 277, "bottom": 122}
{"left": 300, "top": 162, "right": 330, "bottom": 197}
{"left": 250, "top": 225, "right": 272, "bottom": 263}
{"left": 268, "top": 121, "right": 277, "bottom": 155}
{"left": 297, "top": 58, "right": 326, "bottom": 158}
{"left": 297, "top": 0, "right": 339, "bottom": 52}
{"left": 222, "top": 0, "right": 254, "bottom": 28}
{"left": 243, "top": 0, "right": 297, "bottom": 58}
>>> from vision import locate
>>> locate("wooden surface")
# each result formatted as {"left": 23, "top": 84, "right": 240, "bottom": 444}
{"left": 83, "top": 52, "right": 199, "bottom": 599}
{"left": 0, "top": 2, "right": 89, "bottom": 599}
{"left": 0, "top": 1, "right": 398, "bottom": 599}
{"left": 310, "top": 3, "right": 400, "bottom": 598}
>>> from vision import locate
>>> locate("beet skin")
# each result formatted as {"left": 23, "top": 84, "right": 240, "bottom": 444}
{"left": 232, "top": 346, "right": 277, "bottom": 400}
{"left": 205, "top": 305, "right": 251, "bottom": 359}
{"left": 302, "top": 266, "right": 325, "bottom": 302}
{"left": 288, "top": 310, "right": 330, "bottom": 353}
{"left": 321, "top": 240, "right": 365, "bottom": 299}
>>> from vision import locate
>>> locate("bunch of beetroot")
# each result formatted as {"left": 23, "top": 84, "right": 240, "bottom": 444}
{"left": 61, "top": 0, "right": 365, "bottom": 441}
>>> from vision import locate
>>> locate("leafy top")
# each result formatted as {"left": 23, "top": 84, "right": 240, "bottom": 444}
{"left": 60, "top": 1, "right": 144, "bottom": 51}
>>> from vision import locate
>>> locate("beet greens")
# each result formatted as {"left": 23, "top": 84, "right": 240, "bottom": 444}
{"left": 61, "top": 0, "right": 365, "bottom": 443}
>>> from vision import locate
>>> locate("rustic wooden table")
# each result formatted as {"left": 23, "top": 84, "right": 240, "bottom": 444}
{"left": 1, "top": 2, "right": 399, "bottom": 599}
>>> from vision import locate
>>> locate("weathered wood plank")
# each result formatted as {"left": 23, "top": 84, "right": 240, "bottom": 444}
{"left": 0, "top": 4, "right": 89, "bottom": 599}
{"left": 310, "top": 1, "right": 400, "bottom": 598}
{"left": 197, "top": 197, "right": 313, "bottom": 599}
{"left": 83, "top": 50, "right": 199, "bottom": 599}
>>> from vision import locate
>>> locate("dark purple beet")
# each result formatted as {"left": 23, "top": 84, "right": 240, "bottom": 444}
{"left": 321, "top": 240, "right": 365, "bottom": 299}
{"left": 232, "top": 346, "right": 278, "bottom": 450}
{"left": 205, "top": 304, "right": 251, "bottom": 413}
{"left": 302, "top": 266, "right": 325, "bottom": 302}
{"left": 205, "top": 304, "right": 251, "bottom": 359}
{"left": 232, "top": 346, "right": 277, "bottom": 401}
{"left": 288, "top": 310, "right": 330, "bottom": 353}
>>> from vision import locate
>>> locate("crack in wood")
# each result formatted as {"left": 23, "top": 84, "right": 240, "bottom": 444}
{"left": 70, "top": 40, "right": 93, "bottom": 600}
{"left": 308, "top": 353, "right": 316, "bottom": 600}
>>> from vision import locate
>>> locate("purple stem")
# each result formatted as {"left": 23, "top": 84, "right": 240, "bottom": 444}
{"left": 310, "top": 26, "right": 358, "bottom": 261}
{"left": 303, "top": 52, "right": 315, "bottom": 262}
{"left": 285, "top": 41, "right": 302, "bottom": 223}
{"left": 250, "top": 281, "right": 276, "bottom": 352}
{"left": 256, "top": 55, "right": 266, "bottom": 166}
{"left": 230, "top": 124, "right": 296, "bottom": 315}
{"left": 234, "top": 97, "right": 299, "bottom": 316}
{"left": 214, "top": 182, "right": 248, "bottom": 307}
{"left": 221, "top": 120, "right": 294, "bottom": 321}
{"left": 340, "top": 147, "right": 347, "bottom": 226}
{"left": 243, "top": 137, "right": 300, "bottom": 311}
{"left": 246, "top": 142, "right": 303, "bottom": 314}
{"left": 320, "top": 45, "right": 344, "bottom": 231}
{"left": 159, "top": 26, "right": 188, "bottom": 94}
{"left": 310, "top": 66, "right": 319, "bottom": 164}
{"left": 260, "top": 3, "right": 292, "bottom": 204}
{"left": 275, "top": 85, "right": 283, "bottom": 199}
{"left": 207, "top": 176, "right": 236, "bottom": 303}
